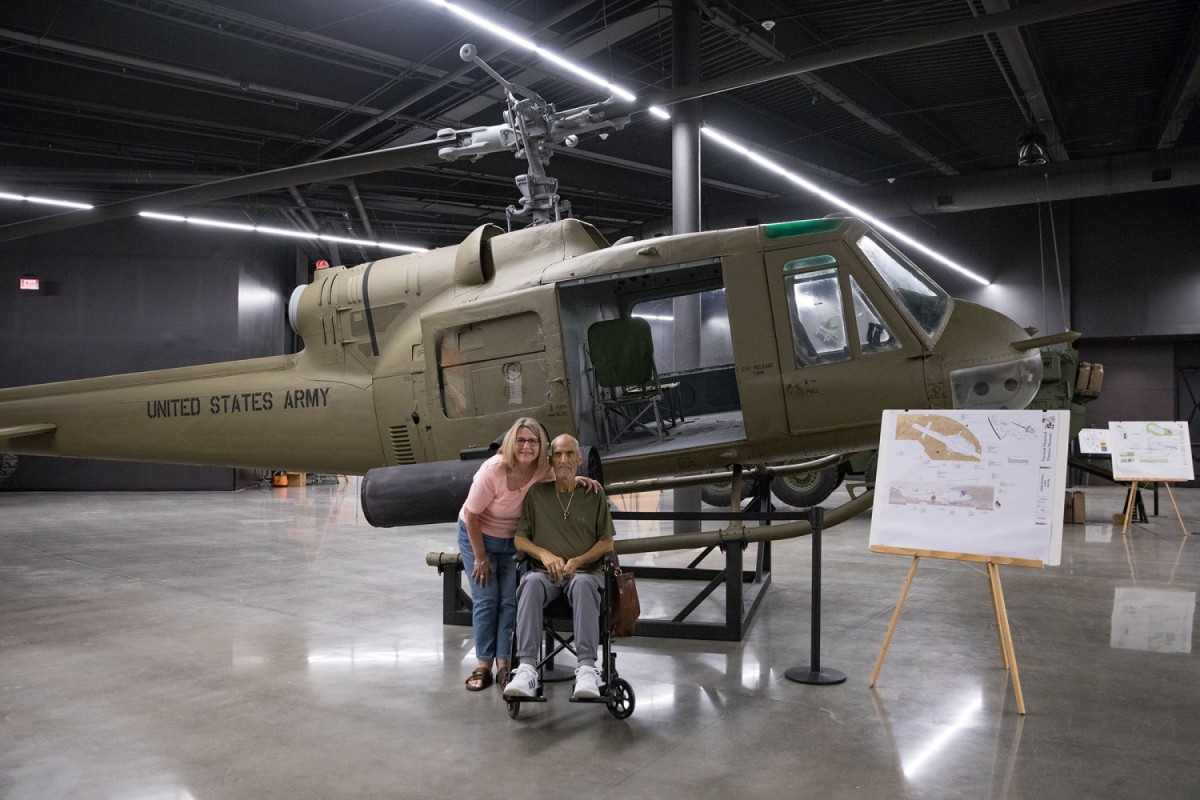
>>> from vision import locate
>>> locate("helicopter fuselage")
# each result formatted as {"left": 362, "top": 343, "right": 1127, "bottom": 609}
{"left": 0, "top": 217, "right": 1042, "bottom": 483}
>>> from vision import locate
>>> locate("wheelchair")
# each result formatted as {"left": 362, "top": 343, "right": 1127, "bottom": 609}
{"left": 504, "top": 555, "right": 635, "bottom": 720}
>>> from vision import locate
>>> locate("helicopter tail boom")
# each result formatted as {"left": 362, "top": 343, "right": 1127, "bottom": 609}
{"left": 0, "top": 356, "right": 386, "bottom": 474}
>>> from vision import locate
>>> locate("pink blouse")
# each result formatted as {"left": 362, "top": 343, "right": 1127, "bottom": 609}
{"left": 459, "top": 454, "right": 553, "bottom": 538}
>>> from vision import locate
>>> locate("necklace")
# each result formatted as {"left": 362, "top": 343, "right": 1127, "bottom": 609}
{"left": 555, "top": 487, "right": 576, "bottom": 520}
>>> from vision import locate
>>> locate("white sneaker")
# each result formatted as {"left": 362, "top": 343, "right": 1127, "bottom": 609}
{"left": 573, "top": 665, "right": 602, "bottom": 699}
{"left": 503, "top": 664, "right": 539, "bottom": 698}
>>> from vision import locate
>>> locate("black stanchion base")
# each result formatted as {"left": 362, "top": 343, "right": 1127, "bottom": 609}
{"left": 785, "top": 666, "right": 846, "bottom": 685}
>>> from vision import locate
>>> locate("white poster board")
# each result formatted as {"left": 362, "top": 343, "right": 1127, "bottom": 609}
{"left": 869, "top": 409, "right": 1070, "bottom": 567}
{"left": 1078, "top": 428, "right": 1112, "bottom": 455}
{"left": 1109, "top": 421, "right": 1195, "bottom": 481}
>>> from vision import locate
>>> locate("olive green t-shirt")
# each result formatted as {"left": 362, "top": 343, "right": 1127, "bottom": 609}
{"left": 516, "top": 483, "right": 615, "bottom": 572}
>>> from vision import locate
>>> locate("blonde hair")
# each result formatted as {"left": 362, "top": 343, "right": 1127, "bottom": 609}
{"left": 497, "top": 417, "right": 549, "bottom": 470}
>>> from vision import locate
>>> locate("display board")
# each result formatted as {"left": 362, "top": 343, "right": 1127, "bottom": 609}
{"left": 1109, "top": 421, "right": 1195, "bottom": 481}
{"left": 1077, "top": 428, "right": 1112, "bottom": 455}
{"left": 870, "top": 409, "right": 1070, "bottom": 567}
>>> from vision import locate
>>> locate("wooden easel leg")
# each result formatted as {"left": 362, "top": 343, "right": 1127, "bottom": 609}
{"left": 870, "top": 556, "right": 920, "bottom": 687}
{"left": 1121, "top": 481, "right": 1139, "bottom": 534}
{"left": 1164, "top": 483, "right": 1188, "bottom": 537}
{"left": 988, "top": 564, "right": 1010, "bottom": 670}
{"left": 988, "top": 562, "right": 1026, "bottom": 715}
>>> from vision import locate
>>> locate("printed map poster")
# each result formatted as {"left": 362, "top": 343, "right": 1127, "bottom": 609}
{"left": 1078, "top": 428, "right": 1112, "bottom": 455}
{"left": 1109, "top": 421, "right": 1194, "bottom": 481}
{"left": 870, "top": 410, "right": 1070, "bottom": 567}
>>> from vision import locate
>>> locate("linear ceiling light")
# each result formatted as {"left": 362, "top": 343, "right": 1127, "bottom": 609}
{"left": 1, "top": 192, "right": 426, "bottom": 252}
{"left": 0, "top": 191, "right": 93, "bottom": 210}
{"left": 424, "top": 0, "right": 671, "bottom": 119}
{"left": 138, "top": 212, "right": 426, "bottom": 253}
{"left": 701, "top": 127, "right": 990, "bottom": 286}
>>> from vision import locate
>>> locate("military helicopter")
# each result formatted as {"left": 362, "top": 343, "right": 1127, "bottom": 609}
{"left": 0, "top": 42, "right": 1074, "bottom": 519}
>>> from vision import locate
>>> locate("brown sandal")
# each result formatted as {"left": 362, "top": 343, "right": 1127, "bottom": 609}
{"left": 495, "top": 666, "right": 511, "bottom": 688}
{"left": 465, "top": 667, "right": 493, "bottom": 692}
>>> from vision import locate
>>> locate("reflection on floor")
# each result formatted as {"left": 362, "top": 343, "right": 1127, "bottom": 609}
{"left": 1, "top": 483, "right": 1198, "bottom": 799}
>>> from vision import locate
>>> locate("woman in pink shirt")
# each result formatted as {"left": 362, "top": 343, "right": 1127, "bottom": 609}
{"left": 459, "top": 417, "right": 598, "bottom": 691}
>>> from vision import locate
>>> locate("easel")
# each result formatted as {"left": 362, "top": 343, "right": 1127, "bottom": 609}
{"left": 868, "top": 548, "right": 1041, "bottom": 716}
{"left": 1119, "top": 479, "right": 1188, "bottom": 536}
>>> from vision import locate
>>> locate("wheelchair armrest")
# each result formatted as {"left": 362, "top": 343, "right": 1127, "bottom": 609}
{"left": 514, "top": 552, "right": 539, "bottom": 574}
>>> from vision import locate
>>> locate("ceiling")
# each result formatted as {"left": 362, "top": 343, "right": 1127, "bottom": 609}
{"left": 2, "top": 0, "right": 1199, "bottom": 256}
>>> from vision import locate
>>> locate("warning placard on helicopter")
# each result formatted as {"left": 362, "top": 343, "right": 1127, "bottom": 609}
{"left": 869, "top": 409, "right": 1069, "bottom": 567}
{"left": 1109, "top": 421, "right": 1194, "bottom": 481}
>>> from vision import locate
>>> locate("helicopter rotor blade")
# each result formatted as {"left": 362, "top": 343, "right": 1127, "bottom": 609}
{"left": 1, "top": 0, "right": 1140, "bottom": 245}
{"left": 0, "top": 134, "right": 457, "bottom": 243}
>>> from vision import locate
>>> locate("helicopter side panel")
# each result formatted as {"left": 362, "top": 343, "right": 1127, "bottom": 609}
{"left": 417, "top": 285, "right": 577, "bottom": 461}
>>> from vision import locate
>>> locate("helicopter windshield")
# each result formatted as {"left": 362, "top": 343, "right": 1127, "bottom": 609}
{"left": 856, "top": 234, "right": 950, "bottom": 339}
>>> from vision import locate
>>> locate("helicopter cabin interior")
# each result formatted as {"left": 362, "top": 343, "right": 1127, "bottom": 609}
{"left": 555, "top": 257, "right": 743, "bottom": 459}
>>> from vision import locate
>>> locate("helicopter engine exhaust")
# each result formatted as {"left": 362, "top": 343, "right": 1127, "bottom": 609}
{"left": 361, "top": 460, "right": 484, "bottom": 528}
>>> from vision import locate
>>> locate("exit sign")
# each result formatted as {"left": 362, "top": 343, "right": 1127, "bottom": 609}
{"left": 19, "top": 276, "right": 40, "bottom": 291}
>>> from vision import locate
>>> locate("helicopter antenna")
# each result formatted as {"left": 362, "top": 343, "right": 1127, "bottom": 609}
{"left": 457, "top": 43, "right": 572, "bottom": 229}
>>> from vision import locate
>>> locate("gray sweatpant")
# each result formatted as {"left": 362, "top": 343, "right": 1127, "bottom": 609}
{"left": 514, "top": 571, "right": 604, "bottom": 666}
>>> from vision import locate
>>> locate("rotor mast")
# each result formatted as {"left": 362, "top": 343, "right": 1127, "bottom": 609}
{"left": 439, "top": 44, "right": 624, "bottom": 229}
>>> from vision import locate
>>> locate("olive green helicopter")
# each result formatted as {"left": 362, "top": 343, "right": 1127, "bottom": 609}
{"left": 0, "top": 43, "right": 1075, "bottom": 522}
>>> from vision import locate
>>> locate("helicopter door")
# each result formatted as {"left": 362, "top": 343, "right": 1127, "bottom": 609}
{"left": 420, "top": 297, "right": 573, "bottom": 460}
{"left": 764, "top": 247, "right": 928, "bottom": 437}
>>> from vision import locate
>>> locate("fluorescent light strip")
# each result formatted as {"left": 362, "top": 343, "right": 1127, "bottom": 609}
{"left": 138, "top": 212, "right": 426, "bottom": 253}
{"left": 0, "top": 191, "right": 93, "bottom": 210}
{"left": 425, "top": 0, "right": 670, "bottom": 120}
{"left": 701, "top": 127, "right": 989, "bottom": 285}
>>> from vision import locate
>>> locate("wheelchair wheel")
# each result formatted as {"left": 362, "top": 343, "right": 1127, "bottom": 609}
{"left": 606, "top": 678, "right": 635, "bottom": 719}
{"left": 506, "top": 698, "right": 521, "bottom": 719}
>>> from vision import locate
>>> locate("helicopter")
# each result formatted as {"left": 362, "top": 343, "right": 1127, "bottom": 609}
{"left": 0, "top": 42, "right": 1076, "bottom": 519}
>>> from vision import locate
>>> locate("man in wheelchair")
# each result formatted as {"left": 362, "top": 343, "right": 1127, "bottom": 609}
{"left": 503, "top": 434, "right": 615, "bottom": 701}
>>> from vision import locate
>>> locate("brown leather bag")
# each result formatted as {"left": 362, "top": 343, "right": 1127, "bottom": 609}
{"left": 611, "top": 556, "right": 640, "bottom": 637}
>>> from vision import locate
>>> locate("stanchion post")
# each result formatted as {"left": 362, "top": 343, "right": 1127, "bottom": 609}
{"left": 786, "top": 506, "right": 847, "bottom": 686}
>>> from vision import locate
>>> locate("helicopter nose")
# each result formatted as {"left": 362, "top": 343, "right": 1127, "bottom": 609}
{"left": 948, "top": 351, "right": 1043, "bottom": 410}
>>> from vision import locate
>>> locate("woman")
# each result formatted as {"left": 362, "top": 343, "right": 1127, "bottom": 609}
{"left": 458, "top": 417, "right": 599, "bottom": 691}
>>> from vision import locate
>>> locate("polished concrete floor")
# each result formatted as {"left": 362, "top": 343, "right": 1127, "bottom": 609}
{"left": 2, "top": 481, "right": 1198, "bottom": 799}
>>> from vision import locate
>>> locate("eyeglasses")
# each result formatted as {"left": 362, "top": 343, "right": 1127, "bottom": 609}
{"left": 514, "top": 437, "right": 540, "bottom": 448}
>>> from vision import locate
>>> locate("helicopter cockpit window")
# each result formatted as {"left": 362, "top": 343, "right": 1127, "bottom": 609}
{"left": 849, "top": 276, "right": 900, "bottom": 355}
{"left": 781, "top": 260, "right": 850, "bottom": 367}
{"left": 856, "top": 234, "right": 950, "bottom": 338}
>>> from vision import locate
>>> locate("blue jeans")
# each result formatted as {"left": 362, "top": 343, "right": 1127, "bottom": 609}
{"left": 458, "top": 520, "right": 517, "bottom": 661}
